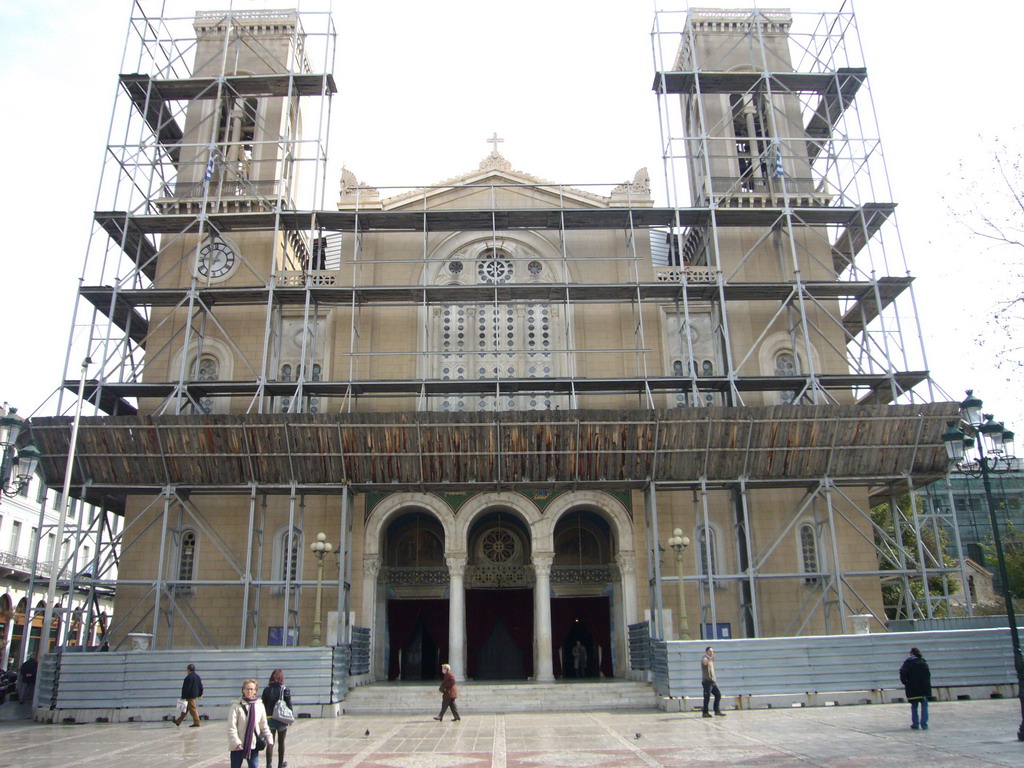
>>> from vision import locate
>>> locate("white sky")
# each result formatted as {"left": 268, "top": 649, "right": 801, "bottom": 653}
{"left": 1, "top": 0, "right": 1022, "bottom": 432}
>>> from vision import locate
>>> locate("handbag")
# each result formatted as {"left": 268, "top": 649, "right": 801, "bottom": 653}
{"left": 176, "top": 699, "right": 188, "bottom": 713}
{"left": 255, "top": 734, "right": 267, "bottom": 752}
{"left": 272, "top": 696, "right": 295, "bottom": 725}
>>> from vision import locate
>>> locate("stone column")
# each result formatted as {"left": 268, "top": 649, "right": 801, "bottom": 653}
{"left": 616, "top": 551, "right": 639, "bottom": 626}
{"left": 533, "top": 552, "right": 555, "bottom": 681}
{"left": 615, "top": 551, "right": 639, "bottom": 678}
{"left": 446, "top": 554, "right": 468, "bottom": 679}
{"left": 362, "top": 556, "right": 382, "bottom": 678}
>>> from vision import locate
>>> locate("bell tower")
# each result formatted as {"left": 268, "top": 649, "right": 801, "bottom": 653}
{"left": 81, "top": 9, "right": 336, "bottom": 418}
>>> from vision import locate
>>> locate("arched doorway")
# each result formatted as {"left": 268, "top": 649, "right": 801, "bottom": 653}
{"left": 465, "top": 510, "right": 533, "bottom": 680}
{"left": 383, "top": 511, "right": 449, "bottom": 681}
{"left": 0, "top": 594, "right": 12, "bottom": 668}
{"left": 550, "top": 509, "right": 615, "bottom": 678}
{"left": 9, "top": 598, "right": 27, "bottom": 664}
{"left": 29, "top": 601, "right": 45, "bottom": 657}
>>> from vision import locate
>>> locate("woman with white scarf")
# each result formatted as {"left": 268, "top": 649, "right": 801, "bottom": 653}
{"left": 228, "top": 679, "right": 274, "bottom": 768}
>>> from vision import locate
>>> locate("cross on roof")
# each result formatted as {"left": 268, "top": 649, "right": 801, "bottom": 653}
{"left": 486, "top": 132, "right": 504, "bottom": 154}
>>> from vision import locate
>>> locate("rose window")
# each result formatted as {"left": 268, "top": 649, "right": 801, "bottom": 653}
{"left": 477, "top": 253, "right": 514, "bottom": 284}
{"left": 481, "top": 528, "right": 518, "bottom": 563}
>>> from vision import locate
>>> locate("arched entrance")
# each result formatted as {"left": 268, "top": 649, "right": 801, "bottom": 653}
{"left": 382, "top": 512, "right": 449, "bottom": 681}
{"left": 465, "top": 510, "right": 533, "bottom": 679}
{"left": 550, "top": 509, "right": 616, "bottom": 678}
{"left": 0, "top": 595, "right": 11, "bottom": 668}
{"left": 9, "top": 598, "right": 26, "bottom": 664}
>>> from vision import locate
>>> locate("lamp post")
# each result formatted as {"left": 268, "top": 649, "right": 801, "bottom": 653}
{"left": 0, "top": 407, "right": 42, "bottom": 498}
{"left": 310, "top": 531, "right": 332, "bottom": 646}
{"left": 941, "top": 390, "right": 1024, "bottom": 741}
{"left": 667, "top": 528, "right": 692, "bottom": 641}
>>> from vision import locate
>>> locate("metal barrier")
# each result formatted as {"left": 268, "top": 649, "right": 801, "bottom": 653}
{"left": 628, "top": 621, "right": 651, "bottom": 671}
{"left": 651, "top": 627, "right": 1023, "bottom": 701}
{"left": 36, "top": 646, "right": 345, "bottom": 722}
{"left": 349, "top": 626, "right": 371, "bottom": 675}
{"left": 888, "top": 616, "right": 1012, "bottom": 632}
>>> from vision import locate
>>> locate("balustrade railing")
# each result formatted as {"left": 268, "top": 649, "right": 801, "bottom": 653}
{"left": 655, "top": 266, "right": 714, "bottom": 283}
{"left": 0, "top": 549, "right": 51, "bottom": 576}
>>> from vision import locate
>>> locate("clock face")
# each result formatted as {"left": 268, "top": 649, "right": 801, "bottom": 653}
{"left": 197, "top": 240, "right": 236, "bottom": 279}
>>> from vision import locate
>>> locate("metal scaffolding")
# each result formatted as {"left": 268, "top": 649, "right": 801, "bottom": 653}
{"left": 31, "top": 2, "right": 964, "bottom": 655}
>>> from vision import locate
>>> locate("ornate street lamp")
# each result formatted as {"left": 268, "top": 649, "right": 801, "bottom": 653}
{"left": 667, "top": 528, "right": 692, "bottom": 641}
{"left": 310, "top": 531, "right": 333, "bottom": 646}
{"left": 0, "top": 407, "right": 42, "bottom": 497}
{"left": 942, "top": 390, "right": 1024, "bottom": 741}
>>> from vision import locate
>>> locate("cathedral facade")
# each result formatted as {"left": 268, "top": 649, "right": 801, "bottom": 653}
{"left": 29, "top": 5, "right": 954, "bottom": 683}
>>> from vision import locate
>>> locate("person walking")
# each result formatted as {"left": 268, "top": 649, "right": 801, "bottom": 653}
{"left": 433, "top": 663, "right": 461, "bottom": 722}
{"left": 900, "top": 647, "right": 932, "bottom": 730}
{"left": 701, "top": 646, "right": 726, "bottom": 718}
{"left": 174, "top": 663, "right": 204, "bottom": 727}
{"left": 261, "top": 669, "right": 294, "bottom": 768}
{"left": 229, "top": 679, "right": 274, "bottom": 768}
{"left": 17, "top": 655, "right": 37, "bottom": 705}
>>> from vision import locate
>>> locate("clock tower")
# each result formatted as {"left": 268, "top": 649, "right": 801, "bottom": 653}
{"left": 136, "top": 10, "right": 333, "bottom": 416}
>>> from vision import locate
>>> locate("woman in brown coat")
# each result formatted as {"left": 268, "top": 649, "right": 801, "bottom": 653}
{"left": 433, "top": 663, "right": 461, "bottom": 722}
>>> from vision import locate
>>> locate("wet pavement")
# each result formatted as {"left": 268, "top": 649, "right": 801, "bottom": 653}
{"left": 1, "top": 698, "right": 1023, "bottom": 767}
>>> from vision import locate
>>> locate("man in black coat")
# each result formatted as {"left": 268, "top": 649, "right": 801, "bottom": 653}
{"left": 899, "top": 647, "right": 932, "bottom": 730}
{"left": 17, "top": 656, "right": 38, "bottom": 705}
{"left": 173, "top": 663, "right": 204, "bottom": 727}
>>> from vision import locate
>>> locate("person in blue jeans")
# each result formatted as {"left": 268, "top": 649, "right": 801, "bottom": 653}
{"left": 899, "top": 647, "right": 932, "bottom": 730}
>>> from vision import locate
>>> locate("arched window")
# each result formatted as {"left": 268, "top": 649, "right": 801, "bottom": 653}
{"left": 217, "top": 94, "right": 259, "bottom": 186}
{"left": 393, "top": 528, "right": 444, "bottom": 567}
{"left": 799, "top": 523, "right": 819, "bottom": 583}
{"left": 274, "top": 527, "right": 303, "bottom": 585}
{"left": 195, "top": 354, "right": 219, "bottom": 414}
{"left": 177, "top": 337, "right": 234, "bottom": 415}
{"left": 729, "top": 92, "right": 770, "bottom": 192}
{"left": 774, "top": 350, "right": 798, "bottom": 404}
{"left": 696, "top": 524, "right": 719, "bottom": 579}
{"left": 274, "top": 313, "right": 326, "bottom": 414}
{"left": 664, "top": 310, "right": 719, "bottom": 407}
{"left": 552, "top": 511, "right": 611, "bottom": 567}
{"left": 70, "top": 610, "right": 84, "bottom": 647}
{"left": 178, "top": 529, "right": 197, "bottom": 582}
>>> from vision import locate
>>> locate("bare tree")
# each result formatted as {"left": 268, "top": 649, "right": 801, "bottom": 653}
{"left": 951, "top": 134, "right": 1024, "bottom": 372}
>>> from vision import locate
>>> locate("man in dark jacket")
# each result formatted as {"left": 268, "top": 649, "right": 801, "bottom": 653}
{"left": 899, "top": 647, "right": 932, "bottom": 730}
{"left": 174, "top": 663, "right": 203, "bottom": 727}
{"left": 17, "top": 656, "right": 38, "bottom": 705}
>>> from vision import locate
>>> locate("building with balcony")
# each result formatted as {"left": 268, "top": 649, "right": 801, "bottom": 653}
{"left": 0, "top": 414, "right": 118, "bottom": 669}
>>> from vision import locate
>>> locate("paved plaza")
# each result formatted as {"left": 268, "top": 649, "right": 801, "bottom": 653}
{"left": 2, "top": 699, "right": 1023, "bottom": 767}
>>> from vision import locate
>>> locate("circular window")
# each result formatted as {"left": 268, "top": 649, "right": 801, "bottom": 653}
{"left": 528, "top": 260, "right": 543, "bottom": 276}
{"left": 477, "top": 251, "right": 514, "bottom": 284}
{"left": 449, "top": 261, "right": 464, "bottom": 274}
{"left": 481, "top": 528, "right": 519, "bottom": 563}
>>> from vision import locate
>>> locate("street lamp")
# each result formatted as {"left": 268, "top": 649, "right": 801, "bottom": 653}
{"left": 667, "top": 528, "right": 692, "bottom": 641}
{"left": 310, "top": 531, "right": 332, "bottom": 646}
{"left": 0, "top": 407, "right": 42, "bottom": 497}
{"left": 941, "top": 390, "right": 1024, "bottom": 741}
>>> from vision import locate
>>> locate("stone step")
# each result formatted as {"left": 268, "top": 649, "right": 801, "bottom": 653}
{"left": 341, "top": 680, "right": 658, "bottom": 714}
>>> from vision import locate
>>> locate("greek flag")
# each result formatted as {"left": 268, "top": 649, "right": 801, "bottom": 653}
{"left": 204, "top": 154, "right": 215, "bottom": 184}
{"left": 774, "top": 146, "right": 784, "bottom": 178}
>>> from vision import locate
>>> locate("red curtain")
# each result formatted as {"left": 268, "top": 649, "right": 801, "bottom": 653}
{"left": 550, "top": 596, "right": 613, "bottom": 678}
{"left": 386, "top": 599, "right": 449, "bottom": 680}
{"left": 465, "top": 589, "right": 534, "bottom": 679}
